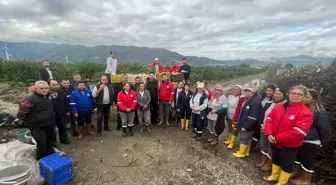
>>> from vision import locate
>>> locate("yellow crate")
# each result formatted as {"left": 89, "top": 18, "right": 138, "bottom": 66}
{"left": 111, "top": 74, "right": 123, "bottom": 83}
{"left": 156, "top": 73, "right": 170, "bottom": 81}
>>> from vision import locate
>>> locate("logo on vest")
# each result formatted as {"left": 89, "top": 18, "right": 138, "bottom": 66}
{"left": 246, "top": 105, "right": 250, "bottom": 110}
{"left": 289, "top": 115, "right": 295, "bottom": 120}
{"left": 130, "top": 94, "right": 133, "bottom": 98}
{"left": 166, "top": 86, "right": 169, "bottom": 89}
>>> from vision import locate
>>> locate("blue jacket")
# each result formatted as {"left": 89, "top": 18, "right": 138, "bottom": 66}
{"left": 70, "top": 89, "right": 93, "bottom": 113}
{"left": 238, "top": 94, "right": 262, "bottom": 131}
{"left": 304, "top": 109, "right": 332, "bottom": 146}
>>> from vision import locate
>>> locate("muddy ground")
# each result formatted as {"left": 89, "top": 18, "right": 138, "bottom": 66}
{"left": 0, "top": 75, "right": 274, "bottom": 185}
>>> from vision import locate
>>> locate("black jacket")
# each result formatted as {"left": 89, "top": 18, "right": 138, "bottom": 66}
{"left": 238, "top": 94, "right": 262, "bottom": 131}
{"left": 51, "top": 89, "right": 69, "bottom": 117}
{"left": 26, "top": 93, "right": 55, "bottom": 128}
{"left": 145, "top": 78, "right": 159, "bottom": 103}
{"left": 304, "top": 110, "right": 332, "bottom": 146}
{"left": 173, "top": 87, "right": 184, "bottom": 107}
{"left": 176, "top": 90, "right": 193, "bottom": 111}
{"left": 39, "top": 67, "right": 51, "bottom": 82}
{"left": 179, "top": 64, "right": 191, "bottom": 79}
{"left": 94, "top": 84, "right": 114, "bottom": 105}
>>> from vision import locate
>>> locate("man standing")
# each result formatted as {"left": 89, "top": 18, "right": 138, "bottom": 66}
{"left": 39, "top": 60, "right": 53, "bottom": 83}
{"left": 145, "top": 72, "right": 159, "bottom": 124}
{"left": 149, "top": 57, "right": 165, "bottom": 73}
{"left": 71, "top": 74, "right": 81, "bottom": 90}
{"left": 60, "top": 79, "right": 78, "bottom": 136}
{"left": 49, "top": 80, "right": 71, "bottom": 144}
{"left": 17, "top": 81, "right": 55, "bottom": 160}
{"left": 92, "top": 76, "right": 114, "bottom": 136}
{"left": 179, "top": 57, "right": 191, "bottom": 84}
{"left": 105, "top": 51, "right": 118, "bottom": 84}
{"left": 134, "top": 76, "right": 142, "bottom": 91}
{"left": 168, "top": 61, "right": 181, "bottom": 73}
{"left": 158, "top": 74, "right": 174, "bottom": 126}
{"left": 70, "top": 81, "right": 94, "bottom": 140}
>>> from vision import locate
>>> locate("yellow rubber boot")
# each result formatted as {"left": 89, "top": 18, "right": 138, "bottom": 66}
{"left": 232, "top": 144, "right": 248, "bottom": 158}
{"left": 245, "top": 142, "right": 251, "bottom": 157}
{"left": 276, "top": 170, "right": 292, "bottom": 185}
{"left": 223, "top": 133, "right": 232, "bottom": 145}
{"left": 227, "top": 135, "right": 237, "bottom": 149}
{"left": 263, "top": 164, "right": 281, "bottom": 182}
{"left": 180, "top": 119, "right": 185, "bottom": 130}
{"left": 185, "top": 119, "right": 189, "bottom": 130}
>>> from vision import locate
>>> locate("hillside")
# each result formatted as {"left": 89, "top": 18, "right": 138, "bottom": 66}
{"left": 0, "top": 41, "right": 333, "bottom": 66}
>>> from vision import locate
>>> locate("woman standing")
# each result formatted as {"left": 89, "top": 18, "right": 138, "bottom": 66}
{"left": 257, "top": 87, "right": 287, "bottom": 172}
{"left": 177, "top": 84, "right": 193, "bottom": 130}
{"left": 172, "top": 81, "right": 184, "bottom": 126}
{"left": 290, "top": 89, "right": 332, "bottom": 185}
{"left": 136, "top": 82, "right": 152, "bottom": 133}
{"left": 117, "top": 83, "right": 137, "bottom": 137}
{"left": 264, "top": 85, "right": 313, "bottom": 185}
{"left": 224, "top": 85, "right": 244, "bottom": 149}
{"left": 232, "top": 85, "right": 262, "bottom": 158}
{"left": 190, "top": 82, "right": 209, "bottom": 140}
{"left": 261, "top": 84, "right": 276, "bottom": 107}
{"left": 207, "top": 84, "right": 228, "bottom": 145}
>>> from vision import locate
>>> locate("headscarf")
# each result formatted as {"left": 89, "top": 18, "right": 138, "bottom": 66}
{"left": 210, "top": 84, "right": 223, "bottom": 104}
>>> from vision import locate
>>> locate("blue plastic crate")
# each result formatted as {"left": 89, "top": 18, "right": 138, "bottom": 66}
{"left": 39, "top": 152, "right": 74, "bottom": 185}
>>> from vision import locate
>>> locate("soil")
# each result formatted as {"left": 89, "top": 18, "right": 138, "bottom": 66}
{"left": 0, "top": 75, "right": 274, "bottom": 185}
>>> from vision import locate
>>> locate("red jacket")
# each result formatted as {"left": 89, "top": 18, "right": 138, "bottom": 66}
{"left": 159, "top": 81, "right": 174, "bottom": 102}
{"left": 265, "top": 102, "right": 313, "bottom": 148}
{"left": 117, "top": 90, "right": 137, "bottom": 112}
{"left": 205, "top": 88, "right": 213, "bottom": 99}
{"left": 232, "top": 95, "right": 246, "bottom": 122}
{"left": 168, "top": 65, "right": 181, "bottom": 73}
{"left": 149, "top": 63, "right": 165, "bottom": 73}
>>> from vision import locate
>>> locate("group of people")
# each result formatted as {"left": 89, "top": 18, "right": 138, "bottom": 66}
{"left": 17, "top": 52, "right": 332, "bottom": 185}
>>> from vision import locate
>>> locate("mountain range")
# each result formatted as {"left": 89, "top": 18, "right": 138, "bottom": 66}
{"left": 0, "top": 41, "right": 334, "bottom": 67}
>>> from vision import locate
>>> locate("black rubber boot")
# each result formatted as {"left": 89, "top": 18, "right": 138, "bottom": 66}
{"left": 122, "top": 128, "right": 127, "bottom": 137}
{"left": 129, "top": 127, "right": 134, "bottom": 136}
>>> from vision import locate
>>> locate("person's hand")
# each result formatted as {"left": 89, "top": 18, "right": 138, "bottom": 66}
{"left": 66, "top": 112, "right": 70, "bottom": 116}
{"left": 268, "top": 135, "right": 277, "bottom": 144}
{"left": 99, "top": 84, "right": 105, "bottom": 90}
{"left": 177, "top": 109, "right": 180, "bottom": 112}
{"left": 169, "top": 101, "right": 172, "bottom": 105}
{"left": 74, "top": 113, "right": 78, "bottom": 118}
{"left": 261, "top": 124, "right": 265, "bottom": 129}
{"left": 241, "top": 128, "right": 247, "bottom": 132}
{"left": 126, "top": 108, "right": 131, "bottom": 112}
{"left": 211, "top": 109, "right": 217, "bottom": 114}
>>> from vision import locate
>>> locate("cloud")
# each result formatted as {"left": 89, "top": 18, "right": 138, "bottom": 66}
{"left": 0, "top": 0, "right": 336, "bottom": 60}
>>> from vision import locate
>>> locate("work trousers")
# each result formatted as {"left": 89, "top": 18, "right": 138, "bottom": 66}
{"left": 271, "top": 145, "right": 298, "bottom": 173}
{"left": 31, "top": 125, "right": 55, "bottom": 160}
{"left": 96, "top": 104, "right": 111, "bottom": 132}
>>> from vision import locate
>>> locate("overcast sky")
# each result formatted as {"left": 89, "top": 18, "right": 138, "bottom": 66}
{"left": 0, "top": 0, "right": 335, "bottom": 60}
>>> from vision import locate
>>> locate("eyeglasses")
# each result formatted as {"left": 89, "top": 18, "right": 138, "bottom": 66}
{"left": 289, "top": 92, "right": 305, "bottom": 97}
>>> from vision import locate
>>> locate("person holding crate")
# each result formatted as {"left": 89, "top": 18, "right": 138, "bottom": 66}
{"left": 105, "top": 51, "right": 118, "bottom": 84}
{"left": 168, "top": 61, "right": 181, "bottom": 74}
{"left": 158, "top": 73, "right": 174, "bottom": 126}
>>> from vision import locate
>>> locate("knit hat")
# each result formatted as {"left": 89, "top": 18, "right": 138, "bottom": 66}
{"left": 274, "top": 87, "right": 287, "bottom": 96}
{"left": 265, "top": 84, "right": 276, "bottom": 91}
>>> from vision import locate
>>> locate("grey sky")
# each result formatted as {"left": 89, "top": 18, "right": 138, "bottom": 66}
{"left": 0, "top": 0, "right": 335, "bottom": 60}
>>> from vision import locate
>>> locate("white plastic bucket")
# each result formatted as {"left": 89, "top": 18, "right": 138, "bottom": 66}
{"left": 0, "top": 165, "right": 31, "bottom": 183}
{"left": 0, "top": 173, "right": 31, "bottom": 185}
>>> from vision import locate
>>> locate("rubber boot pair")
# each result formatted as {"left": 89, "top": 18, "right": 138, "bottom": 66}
{"left": 87, "top": 123, "right": 95, "bottom": 136}
{"left": 232, "top": 143, "right": 251, "bottom": 158}
{"left": 140, "top": 125, "right": 152, "bottom": 133}
{"left": 180, "top": 119, "right": 185, "bottom": 130}
{"left": 78, "top": 126, "right": 84, "bottom": 140}
{"left": 227, "top": 135, "right": 237, "bottom": 149}
{"left": 263, "top": 164, "right": 292, "bottom": 185}
{"left": 122, "top": 127, "right": 134, "bottom": 137}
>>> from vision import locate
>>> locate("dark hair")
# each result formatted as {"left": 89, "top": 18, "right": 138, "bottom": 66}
{"left": 110, "top": 51, "right": 116, "bottom": 55}
{"left": 139, "top": 82, "right": 145, "bottom": 86}
{"left": 149, "top": 72, "right": 155, "bottom": 75}
{"left": 178, "top": 81, "right": 184, "bottom": 85}
{"left": 61, "top": 79, "right": 70, "bottom": 82}
{"left": 122, "top": 74, "right": 128, "bottom": 77}
{"left": 162, "top": 73, "right": 168, "bottom": 77}
{"left": 135, "top": 76, "right": 141, "bottom": 80}
{"left": 77, "top": 80, "right": 86, "bottom": 86}
{"left": 182, "top": 57, "right": 187, "bottom": 60}
{"left": 43, "top": 60, "right": 49, "bottom": 63}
